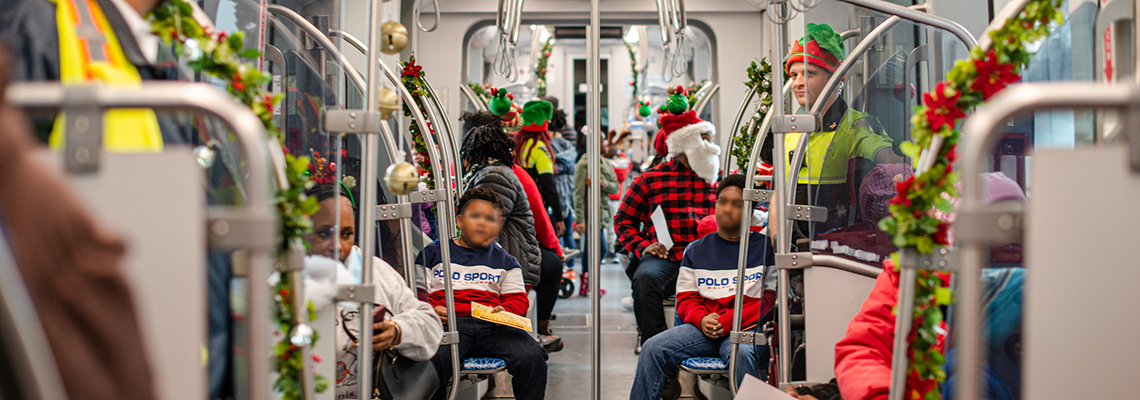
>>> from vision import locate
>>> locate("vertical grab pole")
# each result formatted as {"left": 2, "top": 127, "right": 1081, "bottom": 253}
{"left": 768, "top": 11, "right": 793, "bottom": 386}
{"left": 355, "top": 0, "right": 383, "bottom": 397}
{"left": 887, "top": 265, "right": 917, "bottom": 400}
{"left": 588, "top": 0, "right": 602, "bottom": 399}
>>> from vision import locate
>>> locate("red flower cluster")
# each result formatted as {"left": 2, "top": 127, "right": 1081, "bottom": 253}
{"left": 923, "top": 81, "right": 965, "bottom": 132}
{"left": 889, "top": 175, "right": 916, "bottom": 207}
{"left": 971, "top": 51, "right": 1021, "bottom": 99}
{"left": 232, "top": 71, "right": 246, "bottom": 92}
{"left": 403, "top": 59, "right": 423, "bottom": 78}
{"left": 932, "top": 221, "right": 951, "bottom": 245}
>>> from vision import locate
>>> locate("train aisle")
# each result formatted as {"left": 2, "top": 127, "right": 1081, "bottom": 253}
{"left": 540, "top": 259, "right": 684, "bottom": 400}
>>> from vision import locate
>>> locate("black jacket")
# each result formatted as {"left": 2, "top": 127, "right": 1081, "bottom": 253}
{"left": 0, "top": 0, "right": 191, "bottom": 144}
{"left": 464, "top": 163, "right": 543, "bottom": 286}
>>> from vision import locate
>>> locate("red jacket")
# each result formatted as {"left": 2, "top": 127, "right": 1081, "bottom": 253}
{"left": 512, "top": 165, "right": 563, "bottom": 256}
{"left": 834, "top": 261, "right": 947, "bottom": 400}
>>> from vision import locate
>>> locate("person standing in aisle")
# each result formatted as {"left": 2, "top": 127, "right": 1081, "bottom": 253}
{"left": 573, "top": 130, "right": 620, "bottom": 296}
{"left": 514, "top": 100, "right": 566, "bottom": 237}
{"left": 614, "top": 88, "right": 719, "bottom": 351}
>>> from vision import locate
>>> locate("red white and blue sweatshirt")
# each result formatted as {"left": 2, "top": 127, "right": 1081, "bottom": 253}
{"left": 676, "top": 232, "right": 778, "bottom": 332}
{"left": 418, "top": 239, "right": 529, "bottom": 317}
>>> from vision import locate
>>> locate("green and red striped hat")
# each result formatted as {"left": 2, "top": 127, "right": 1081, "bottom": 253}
{"left": 786, "top": 23, "right": 845, "bottom": 74}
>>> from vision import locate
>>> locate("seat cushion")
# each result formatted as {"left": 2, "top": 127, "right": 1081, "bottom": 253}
{"left": 462, "top": 357, "right": 507, "bottom": 371}
{"left": 680, "top": 357, "right": 728, "bottom": 372}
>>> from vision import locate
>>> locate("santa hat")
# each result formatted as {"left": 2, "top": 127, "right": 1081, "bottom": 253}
{"left": 786, "top": 23, "right": 845, "bottom": 74}
{"left": 653, "top": 86, "right": 715, "bottom": 156}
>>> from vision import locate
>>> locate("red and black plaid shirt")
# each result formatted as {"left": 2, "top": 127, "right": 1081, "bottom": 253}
{"left": 614, "top": 159, "right": 716, "bottom": 262}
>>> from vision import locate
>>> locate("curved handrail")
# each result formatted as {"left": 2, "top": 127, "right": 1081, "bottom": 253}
{"left": 460, "top": 83, "right": 489, "bottom": 111}
{"left": 810, "top": 255, "right": 882, "bottom": 278}
{"left": 266, "top": 6, "right": 366, "bottom": 97}
{"left": 722, "top": 80, "right": 792, "bottom": 176}
{"left": 8, "top": 81, "right": 277, "bottom": 400}
{"left": 692, "top": 83, "right": 719, "bottom": 118}
{"left": 977, "top": 0, "right": 1033, "bottom": 52}
{"left": 839, "top": 0, "right": 976, "bottom": 48}
{"left": 956, "top": 82, "right": 1136, "bottom": 400}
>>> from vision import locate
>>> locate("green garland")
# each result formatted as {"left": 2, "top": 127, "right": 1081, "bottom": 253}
{"left": 401, "top": 56, "right": 435, "bottom": 189}
{"left": 148, "top": 1, "right": 328, "bottom": 399}
{"left": 535, "top": 37, "right": 554, "bottom": 98}
{"left": 878, "top": 1, "right": 1063, "bottom": 399}
{"left": 625, "top": 40, "right": 639, "bottom": 100}
{"left": 731, "top": 59, "right": 773, "bottom": 174}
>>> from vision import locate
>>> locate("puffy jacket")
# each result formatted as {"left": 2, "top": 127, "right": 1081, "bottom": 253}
{"left": 464, "top": 163, "right": 543, "bottom": 286}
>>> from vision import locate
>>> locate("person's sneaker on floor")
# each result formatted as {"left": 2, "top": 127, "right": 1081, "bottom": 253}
{"left": 621, "top": 296, "right": 634, "bottom": 311}
{"left": 660, "top": 368, "right": 682, "bottom": 400}
{"left": 635, "top": 333, "right": 641, "bottom": 355}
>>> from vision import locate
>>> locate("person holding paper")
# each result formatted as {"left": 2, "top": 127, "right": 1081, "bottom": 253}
{"left": 629, "top": 174, "right": 777, "bottom": 400}
{"left": 422, "top": 187, "right": 548, "bottom": 400}
{"left": 614, "top": 87, "right": 718, "bottom": 352}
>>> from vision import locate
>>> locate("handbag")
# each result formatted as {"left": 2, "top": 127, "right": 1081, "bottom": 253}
{"left": 371, "top": 307, "right": 440, "bottom": 400}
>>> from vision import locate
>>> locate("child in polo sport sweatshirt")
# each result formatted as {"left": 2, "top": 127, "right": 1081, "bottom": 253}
{"left": 423, "top": 187, "right": 548, "bottom": 400}
{"left": 630, "top": 174, "right": 777, "bottom": 400}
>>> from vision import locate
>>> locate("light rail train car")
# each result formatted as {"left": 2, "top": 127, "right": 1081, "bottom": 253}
{"left": 0, "top": 0, "right": 1135, "bottom": 400}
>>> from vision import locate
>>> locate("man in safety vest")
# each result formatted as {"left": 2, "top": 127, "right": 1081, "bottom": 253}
{"left": 0, "top": 0, "right": 189, "bottom": 147}
{"left": 762, "top": 23, "right": 903, "bottom": 239}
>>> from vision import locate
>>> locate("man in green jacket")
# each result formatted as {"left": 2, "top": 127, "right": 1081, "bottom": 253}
{"left": 573, "top": 131, "right": 620, "bottom": 295}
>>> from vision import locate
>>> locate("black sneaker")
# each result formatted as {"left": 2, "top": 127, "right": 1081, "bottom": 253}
{"left": 661, "top": 368, "right": 681, "bottom": 400}
{"left": 635, "top": 333, "right": 642, "bottom": 355}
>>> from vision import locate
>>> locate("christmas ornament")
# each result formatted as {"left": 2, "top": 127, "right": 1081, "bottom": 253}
{"left": 377, "top": 87, "right": 399, "bottom": 119}
{"left": 638, "top": 101, "right": 651, "bottom": 118}
{"left": 384, "top": 162, "right": 420, "bottom": 195}
{"left": 380, "top": 21, "right": 408, "bottom": 54}
{"left": 489, "top": 88, "right": 513, "bottom": 116}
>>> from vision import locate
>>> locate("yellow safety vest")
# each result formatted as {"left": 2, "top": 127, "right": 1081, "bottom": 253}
{"left": 49, "top": 0, "right": 163, "bottom": 152}
{"left": 784, "top": 110, "right": 893, "bottom": 185}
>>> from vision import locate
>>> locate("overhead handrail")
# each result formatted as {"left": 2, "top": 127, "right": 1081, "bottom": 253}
{"left": 656, "top": 0, "right": 688, "bottom": 81}
{"left": 955, "top": 82, "right": 1137, "bottom": 400}
{"left": 9, "top": 81, "right": 278, "bottom": 400}
{"left": 494, "top": 0, "right": 525, "bottom": 81}
{"left": 415, "top": 0, "right": 440, "bottom": 32}
{"left": 0, "top": 230, "right": 68, "bottom": 400}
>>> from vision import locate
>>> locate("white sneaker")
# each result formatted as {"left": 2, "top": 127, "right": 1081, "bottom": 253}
{"left": 621, "top": 296, "right": 634, "bottom": 311}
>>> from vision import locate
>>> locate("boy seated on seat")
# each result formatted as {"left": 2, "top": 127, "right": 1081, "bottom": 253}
{"left": 630, "top": 174, "right": 777, "bottom": 400}
{"left": 422, "top": 187, "right": 548, "bottom": 400}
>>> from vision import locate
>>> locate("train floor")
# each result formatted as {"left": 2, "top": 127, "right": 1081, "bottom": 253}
{"left": 532, "top": 258, "right": 695, "bottom": 400}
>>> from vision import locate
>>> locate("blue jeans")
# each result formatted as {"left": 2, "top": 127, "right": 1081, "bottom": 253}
{"left": 561, "top": 213, "right": 576, "bottom": 270}
{"left": 578, "top": 229, "right": 609, "bottom": 273}
{"left": 630, "top": 324, "right": 767, "bottom": 400}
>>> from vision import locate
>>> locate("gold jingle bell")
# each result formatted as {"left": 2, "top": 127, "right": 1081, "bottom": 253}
{"left": 384, "top": 162, "right": 420, "bottom": 195}
{"left": 378, "top": 87, "right": 399, "bottom": 119}
{"left": 380, "top": 21, "right": 409, "bottom": 55}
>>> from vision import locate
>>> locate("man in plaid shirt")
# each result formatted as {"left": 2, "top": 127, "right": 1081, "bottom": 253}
{"left": 615, "top": 87, "right": 721, "bottom": 348}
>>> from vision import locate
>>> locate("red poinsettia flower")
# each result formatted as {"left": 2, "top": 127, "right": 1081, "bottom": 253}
{"left": 889, "top": 175, "right": 916, "bottom": 206}
{"left": 971, "top": 51, "right": 1021, "bottom": 99}
{"left": 907, "top": 370, "right": 938, "bottom": 400}
{"left": 402, "top": 60, "right": 423, "bottom": 78}
{"left": 932, "top": 221, "right": 951, "bottom": 245}
{"left": 944, "top": 143, "right": 958, "bottom": 162}
{"left": 923, "top": 81, "right": 965, "bottom": 132}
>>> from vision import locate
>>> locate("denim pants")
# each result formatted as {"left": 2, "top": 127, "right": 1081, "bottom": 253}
{"left": 561, "top": 214, "right": 576, "bottom": 270}
{"left": 578, "top": 229, "right": 609, "bottom": 273}
{"left": 629, "top": 323, "right": 767, "bottom": 400}
{"left": 632, "top": 254, "right": 680, "bottom": 343}
{"left": 430, "top": 318, "right": 548, "bottom": 400}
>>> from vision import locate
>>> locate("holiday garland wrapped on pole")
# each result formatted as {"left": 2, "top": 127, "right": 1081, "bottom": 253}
{"left": 731, "top": 59, "right": 773, "bottom": 173}
{"left": 401, "top": 56, "right": 437, "bottom": 189}
{"left": 878, "top": 1, "right": 1063, "bottom": 399}
{"left": 535, "top": 37, "right": 554, "bottom": 98}
{"left": 148, "top": 1, "right": 328, "bottom": 398}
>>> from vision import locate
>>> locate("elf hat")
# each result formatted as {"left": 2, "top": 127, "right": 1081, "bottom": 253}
{"left": 520, "top": 100, "right": 553, "bottom": 133}
{"left": 786, "top": 23, "right": 845, "bottom": 74}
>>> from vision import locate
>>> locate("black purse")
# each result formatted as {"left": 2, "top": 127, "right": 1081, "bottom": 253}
{"left": 371, "top": 307, "right": 440, "bottom": 400}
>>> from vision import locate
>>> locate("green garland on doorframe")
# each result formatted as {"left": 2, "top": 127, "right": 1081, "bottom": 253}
{"left": 731, "top": 59, "right": 773, "bottom": 174}
{"left": 148, "top": 1, "right": 328, "bottom": 398}
{"left": 536, "top": 37, "right": 555, "bottom": 98}
{"left": 877, "top": 1, "right": 1063, "bottom": 399}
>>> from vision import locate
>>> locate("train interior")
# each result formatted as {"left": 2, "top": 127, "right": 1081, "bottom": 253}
{"left": 0, "top": 0, "right": 1137, "bottom": 400}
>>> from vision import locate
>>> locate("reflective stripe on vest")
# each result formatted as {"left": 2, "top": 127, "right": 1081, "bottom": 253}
{"left": 50, "top": 0, "right": 163, "bottom": 152}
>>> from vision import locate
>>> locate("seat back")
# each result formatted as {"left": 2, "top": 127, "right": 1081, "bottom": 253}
{"left": 37, "top": 151, "right": 206, "bottom": 400}
{"left": 802, "top": 267, "right": 876, "bottom": 382}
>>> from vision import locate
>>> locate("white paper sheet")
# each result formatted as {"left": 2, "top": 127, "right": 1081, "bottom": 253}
{"left": 734, "top": 374, "right": 796, "bottom": 400}
{"left": 650, "top": 205, "right": 674, "bottom": 249}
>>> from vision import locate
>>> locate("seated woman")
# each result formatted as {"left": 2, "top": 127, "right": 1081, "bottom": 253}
{"left": 422, "top": 187, "right": 548, "bottom": 400}
{"left": 629, "top": 174, "right": 777, "bottom": 400}
{"left": 304, "top": 184, "right": 442, "bottom": 400}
